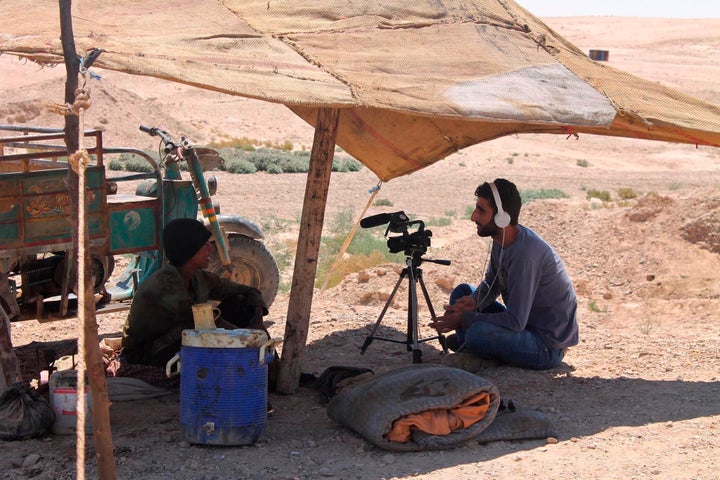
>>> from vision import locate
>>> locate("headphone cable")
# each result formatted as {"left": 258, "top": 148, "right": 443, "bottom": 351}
{"left": 455, "top": 228, "right": 505, "bottom": 353}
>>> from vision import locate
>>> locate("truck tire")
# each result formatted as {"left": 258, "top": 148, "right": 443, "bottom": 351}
{"left": 208, "top": 234, "right": 279, "bottom": 307}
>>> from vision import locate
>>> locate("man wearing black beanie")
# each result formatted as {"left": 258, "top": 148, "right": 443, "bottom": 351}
{"left": 117, "top": 218, "right": 268, "bottom": 383}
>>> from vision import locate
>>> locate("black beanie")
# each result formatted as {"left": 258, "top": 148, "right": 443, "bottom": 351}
{"left": 163, "top": 218, "right": 212, "bottom": 266}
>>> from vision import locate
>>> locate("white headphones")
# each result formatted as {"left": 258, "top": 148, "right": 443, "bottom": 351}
{"left": 489, "top": 181, "right": 511, "bottom": 228}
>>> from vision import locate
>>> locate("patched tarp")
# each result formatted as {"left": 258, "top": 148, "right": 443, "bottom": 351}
{"left": 1, "top": 0, "right": 719, "bottom": 180}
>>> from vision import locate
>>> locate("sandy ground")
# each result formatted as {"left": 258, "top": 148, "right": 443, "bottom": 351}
{"left": 2, "top": 16, "right": 720, "bottom": 480}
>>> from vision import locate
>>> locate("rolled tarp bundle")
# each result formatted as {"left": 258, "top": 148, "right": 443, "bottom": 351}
{"left": 327, "top": 363, "right": 501, "bottom": 451}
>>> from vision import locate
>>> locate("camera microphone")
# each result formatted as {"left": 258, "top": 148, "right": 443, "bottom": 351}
{"left": 360, "top": 213, "right": 393, "bottom": 228}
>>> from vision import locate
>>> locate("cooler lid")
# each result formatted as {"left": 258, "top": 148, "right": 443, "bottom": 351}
{"left": 181, "top": 328, "right": 269, "bottom": 348}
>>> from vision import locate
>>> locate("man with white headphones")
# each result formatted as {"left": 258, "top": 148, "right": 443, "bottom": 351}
{"left": 429, "top": 178, "right": 578, "bottom": 370}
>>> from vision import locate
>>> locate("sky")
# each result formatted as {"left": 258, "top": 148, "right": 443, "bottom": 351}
{"left": 514, "top": 0, "right": 720, "bottom": 18}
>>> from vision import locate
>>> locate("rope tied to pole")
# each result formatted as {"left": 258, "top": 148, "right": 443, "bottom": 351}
{"left": 46, "top": 86, "right": 91, "bottom": 116}
{"left": 74, "top": 66, "right": 91, "bottom": 480}
{"left": 48, "top": 57, "right": 97, "bottom": 476}
{"left": 320, "top": 180, "right": 382, "bottom": 292}
{"left": 47, "top": 47, "right": 101, "bottom": 117}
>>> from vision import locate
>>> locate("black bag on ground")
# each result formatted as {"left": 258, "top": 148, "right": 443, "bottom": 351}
{"left": 313, "top": 365, "right": 374, "bottom": 403}
{"left": 0, "top": 382, "right": 55, "bottom": 440}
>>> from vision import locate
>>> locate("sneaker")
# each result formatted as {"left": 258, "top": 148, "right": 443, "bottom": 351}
{"left": 440, "top": 352, "right": 497, "bottom": 373}
{"left": 444, "top": 334, "right": 461, "bottom": 352}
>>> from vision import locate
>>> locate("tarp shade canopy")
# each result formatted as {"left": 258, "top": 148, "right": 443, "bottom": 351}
{"left": 2, "top": 0, "right": 719, "bottom": 181}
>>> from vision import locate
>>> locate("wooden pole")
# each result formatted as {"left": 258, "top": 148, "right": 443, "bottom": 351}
{"left": 0, "top": 299, "right": 21, "bottom": 390}
{"left": 276, "top": 108, "right": 339, "bottom": 394}
{"left": 59, "top": 2, "right": 117, "bottom": 479}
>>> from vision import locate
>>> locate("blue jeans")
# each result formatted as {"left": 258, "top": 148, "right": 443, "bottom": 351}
{"left": 449, "top": 283, "right": 565, "bottom": 370}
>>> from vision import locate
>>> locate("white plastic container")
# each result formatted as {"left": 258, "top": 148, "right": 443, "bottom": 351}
{"left": 48, "top": 370, "right": 92, "bottom": 435}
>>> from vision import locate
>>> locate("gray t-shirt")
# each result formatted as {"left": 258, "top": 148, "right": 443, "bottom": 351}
{"left": 464, "top": 225, "right": 578, "bottom": 349}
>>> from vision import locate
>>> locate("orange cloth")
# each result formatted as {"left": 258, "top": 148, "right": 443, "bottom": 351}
{"left": 385, "top": 392, "right": 492, "bottom": 443}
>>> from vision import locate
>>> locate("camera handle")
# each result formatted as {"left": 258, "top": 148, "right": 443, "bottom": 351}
{"left": 360, "top": 255, "right": 449, "bottom": 363}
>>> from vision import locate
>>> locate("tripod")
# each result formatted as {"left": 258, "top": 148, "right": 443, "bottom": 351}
{"left": 360, "top": 251, "right": 450, "bottom": 363}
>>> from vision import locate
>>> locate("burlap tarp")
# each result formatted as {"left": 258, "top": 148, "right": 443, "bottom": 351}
{"left": 327, "top": 364, "right": 502, "bottom": 451}
{"left": 1, "top": 1, "right": 719, "bottom": 180}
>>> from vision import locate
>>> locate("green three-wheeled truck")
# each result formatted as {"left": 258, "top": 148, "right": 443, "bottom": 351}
{"left": 0, "top": 124, "right": 279, "bottom": 323}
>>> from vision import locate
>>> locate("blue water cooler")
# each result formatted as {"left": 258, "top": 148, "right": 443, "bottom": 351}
{"left": 166, "top": 329, "right": 276, "bottom": 445}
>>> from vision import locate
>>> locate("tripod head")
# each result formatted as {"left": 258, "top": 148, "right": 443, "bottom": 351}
{"left": 360, "top": 210, "right": 435, "bottom": 258}
{"left": 405, "top": 251, "right": 451, "bottom": 269}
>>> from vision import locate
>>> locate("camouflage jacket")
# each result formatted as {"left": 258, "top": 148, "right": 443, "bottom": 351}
{"left": 120, "top": 264, "right": 267, "bottom": 366}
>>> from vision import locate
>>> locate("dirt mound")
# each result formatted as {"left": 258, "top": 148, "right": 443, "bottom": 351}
{"left": 683, "top": 195, "right": 720, "bottom": 253}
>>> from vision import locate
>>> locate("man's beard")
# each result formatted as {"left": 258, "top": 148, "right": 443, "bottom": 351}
{"left": 476, "top": 222, "right": 498, "bottom": 237}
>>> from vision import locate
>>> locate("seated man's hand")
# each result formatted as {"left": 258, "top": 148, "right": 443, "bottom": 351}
{"left": 442, "top": 295, "right": 476, "bottom": 315}
{"left": 248, "top": 307, "right": 269, "bottom": 334}
{"left": 428, "top": 310, "right": 462, "bottom": 334}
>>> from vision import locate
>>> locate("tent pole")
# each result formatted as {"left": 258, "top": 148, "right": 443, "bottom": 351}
{"left": 0, "top": 294, "right": 21, "bottom": 389}
{"left": 59, "top": 2, "right": 117, "bottom": 478}
{"left": 276, "top": 107, "right": 339, "bottom": 394}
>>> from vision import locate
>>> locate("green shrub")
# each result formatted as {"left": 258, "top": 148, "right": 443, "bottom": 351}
{"left": 259, "top": 214, "right": 294, "bottom": 234}
{"left": 270, "top": 241, "right": 294, "bottom": 273}
{"left": 315, "top": 209, "right": 402, "bottom": 288}
{"left": 124, "top": 158, "right": 154, "bottom": 173}
{"left": 617, "top": 187, "right": 638, "bottom": 200}
{"left": 213, "top": 147, "right": 363, "bottom": 174}
{"left": 345, "top": 229, "right": 393, "bottom": 258}
{"left": 374, "top": 198, "right": 393, "bottom": 207}
{"left": 576, "top": 159, "right": 589, "bottom": 167}
{"left": 327, "top": 209, "right": 356, "bottom": 236}
{"left": 333, "top": 157, "right": 363, "bottom": 172}
{"left": 107, "top": 152, "right": 157, "bottom": 172}
{"left": 427, "top": 216, "right": 452, "bottom": 227}
{"left": 225, "top": 158, "right": 257, "bottom": 174}
{"left": 586, "top": 189, "right": 612, "bottom": 202}
{"left": 216, "top": 148, "right": 249, "bottom": 165}
{"left": 520, "top": 188, "right": 569, "bottom": 203}
{"left": 243, "top": 148, "right": 286, "bottom": 172}
{"left": 108, "top": 159, "right": 124, "bottom": 171}
{"left": 266, "top": 163, "right": 284, "bottom": 174}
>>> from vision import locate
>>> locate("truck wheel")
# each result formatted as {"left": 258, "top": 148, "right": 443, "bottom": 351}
{"left": 208, "top": 234, "right": 280, "bottom": 307}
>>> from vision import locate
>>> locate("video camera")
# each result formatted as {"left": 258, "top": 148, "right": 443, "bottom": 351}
{"left": 360, "top": 211, "right": 432, "bottom": 256}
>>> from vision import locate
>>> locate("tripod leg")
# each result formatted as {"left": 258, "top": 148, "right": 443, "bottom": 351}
{"left": 417, "top": 273, "right": 447, "bottom": 353}
{"left": 405, "top": 280, "right": 414, "bottom": 351}
{"left": 413, "top": 349, "right": 422, "bottom": 364}
{"left": 360, "top": 270, "right": 406, "bottom": 354}
{"left": 406, "top": 262, "right": 422, "bottom": 363}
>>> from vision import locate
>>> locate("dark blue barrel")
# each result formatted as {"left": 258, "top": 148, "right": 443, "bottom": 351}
{"left": 588, "top": 49, "right": 609, "bottom": 61}
{"left": 175, "top": 329, "right": 274, "bottom": 445}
